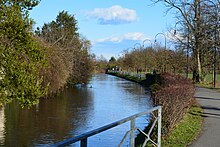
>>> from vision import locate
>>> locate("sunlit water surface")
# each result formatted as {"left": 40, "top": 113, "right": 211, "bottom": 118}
{"left": 0, "top": 74, "right": 152, "bottom": 146}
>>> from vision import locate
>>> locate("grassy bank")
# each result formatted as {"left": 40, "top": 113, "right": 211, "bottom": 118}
{"left": 106, "top": 71, "right": 160, "bottom": 87}
{"left": 184, "top": 73, "right": 220, "bottom": 88}
{"left": 162, "top": 105, "right": 203, "bottom": 147}
{"left": 106, "top": 71, "right": 142, "bottom": 83}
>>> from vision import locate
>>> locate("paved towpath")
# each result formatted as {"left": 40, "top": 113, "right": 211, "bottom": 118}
{"left": 190, "top": 87, "right": 220, "bottom": 147}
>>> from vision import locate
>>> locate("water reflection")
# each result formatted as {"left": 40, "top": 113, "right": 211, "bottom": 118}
{"left": 1, "top": 86, "right": 94, "bottom": 146}
{"left": 0, "top": 107, "right": 5, "bottom": 146}
{"left": 0, "top": 74, "right": 152, "bottom": 146}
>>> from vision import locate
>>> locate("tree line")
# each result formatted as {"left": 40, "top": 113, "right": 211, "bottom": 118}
{"left": 0, "top": 0, "right": 93, "bottom": 107}
{"left": 105, "top": 0, "right": 220, "bottom": 85}
{"left": 108, "top": 46, "right": 187, "bottom": 74}
{"left": 154, "top": 0, "right": 220, "bottom": 83}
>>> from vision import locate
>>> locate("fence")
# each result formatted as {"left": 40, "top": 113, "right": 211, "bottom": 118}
{"left": 108, "top": 70, "right": 146, "bottom": 79}
{"left": 51, "top": 106, "right": 162, "bottom": 147}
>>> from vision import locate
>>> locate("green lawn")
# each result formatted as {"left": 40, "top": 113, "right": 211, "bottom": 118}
{"left": 186, "top": 73, "right": 220, "bottom": 82}
{"left": 180, "top": 73, "right": 220, "bottom": 88}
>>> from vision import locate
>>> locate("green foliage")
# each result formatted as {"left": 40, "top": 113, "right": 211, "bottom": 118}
{"left": 0, "top": 1, "right": 46, "bottom": 107}
{"left": 1, "top": 1, "right": 93, "bottom": 107}
{"left": 109, "top": 56, "right": 116, "bottom": 62}
{"left": 95, "top": 55, "right": 108, "bottom": 73}
{"left": 37, "top": 11, "right": 93, "bottom": 86}
{"left": 117, "top": 47, "right": 187, "bottom": 74}
{"left": 40, "top": 10, "right": 79, "bottom": 47}
{"left": 38, "top": 42, "right": 69, "bottom": 94}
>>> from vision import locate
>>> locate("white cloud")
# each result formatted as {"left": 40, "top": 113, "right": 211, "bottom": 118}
{"left": 86, "top": 5, "right": 137, "bottom": 25}
{"left": 95, "top": 32, "right": 149, "bottom": 43}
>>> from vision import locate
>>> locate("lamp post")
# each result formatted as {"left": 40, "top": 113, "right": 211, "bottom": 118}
{"left": 143, "top": 39, "right": 153, "bottom": 72}
{"left": 155, "top": 33, "right": 167, "bottom": 72}
{"left": 143, "top": 39, "right": 153, "bottom": 48}
{"left": 133, "top": 43, "right": 142, "bottom": 74}
{"left": 155, "top": 33, "right": 166, "bottom": 50}
{"left": 134, "top": 43, "right": 142, "bottom": 49}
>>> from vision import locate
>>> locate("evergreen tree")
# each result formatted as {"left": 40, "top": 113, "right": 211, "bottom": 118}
{"left": 0, "top": 0, "right": 47, "bottom": 107}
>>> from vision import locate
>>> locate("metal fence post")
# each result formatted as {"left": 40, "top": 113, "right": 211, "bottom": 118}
{"left": 130, "top": 119, "right": 135, "bottom": 147}
{"left": 158, "top": 107, "right": 162, "bottom": 147}
{"left": 81, "top": 138, "right": 87, "bottom": 147}
{"left": 52, "top": 106, "right": 162, "bottom": 147}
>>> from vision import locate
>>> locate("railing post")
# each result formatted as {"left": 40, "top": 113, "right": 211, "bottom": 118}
{"left": 158, "top": 107, "right": 162, "bottom": 147}
{"left": 52, "top": 106, "right": 162, "bottom": 147}
{"left": 81, "top": 138, "right": 87, "bottom": 147}
{"left": 130, "top": 119, "right": 135, "bottom": 147}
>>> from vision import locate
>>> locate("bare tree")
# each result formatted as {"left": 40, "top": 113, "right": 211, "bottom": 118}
{"left": 153, "top": 0, "right": 220, "bottom": 82}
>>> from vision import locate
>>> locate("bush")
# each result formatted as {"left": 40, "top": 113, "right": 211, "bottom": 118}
{"left": 151, "top": 73, "right": 195, "bottom": 135}
{"left": 39, "top": 43, "right": 69, "bottom": 94}
{"left": 0, "top": 4, "right": 47, "bottom": 107}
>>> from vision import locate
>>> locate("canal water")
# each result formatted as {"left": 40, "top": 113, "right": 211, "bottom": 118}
{"left": 0, "top": 74, "right": 152, "bottom": 146}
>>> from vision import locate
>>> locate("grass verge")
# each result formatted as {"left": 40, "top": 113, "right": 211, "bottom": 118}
{"left": 195, "top": 83, "right": 220, "bottom": 92}
{"left": 106, "top": 71, "right": 142, "bottom": 83}
{"left": 162, "top": 105, "right": 203, "bottom": 147}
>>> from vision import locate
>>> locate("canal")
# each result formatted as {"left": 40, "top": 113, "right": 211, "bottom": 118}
{"left": 0, "top": 74, "right": 152, "bottom": 146}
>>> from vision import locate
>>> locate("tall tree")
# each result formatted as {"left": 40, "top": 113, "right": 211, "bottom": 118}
{"left": 0, "top": 0, "right": 46, "bottom": 106}
{"left": 153, "top": 0, "right": 220, "bottom": 82}
{"left": 38, "top": 11, "right": 93, "bottom": 84}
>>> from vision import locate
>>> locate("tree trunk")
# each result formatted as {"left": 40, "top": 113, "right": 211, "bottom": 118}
{"left": 193, "top": 0, "right": 202, "bottom": 83}
{"left": 197, "top": 50, "right": 202, "bottom": 82}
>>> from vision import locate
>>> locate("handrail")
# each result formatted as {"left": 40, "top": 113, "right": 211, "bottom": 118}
{"left": 52, "top": 106, "right": 162, "bottom": 147}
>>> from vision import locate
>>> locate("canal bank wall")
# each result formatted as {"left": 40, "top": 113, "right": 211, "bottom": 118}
{"left": 106, "top": 71, "right": 160, "bottom": 88}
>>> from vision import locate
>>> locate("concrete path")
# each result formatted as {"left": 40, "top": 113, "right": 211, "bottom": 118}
{"left": 190, "top": 87, "right": 220, "bottom": 147}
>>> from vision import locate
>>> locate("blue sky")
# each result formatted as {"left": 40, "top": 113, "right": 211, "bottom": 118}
{"left": 30, "top": 0, "right": 176, "bottom": 60}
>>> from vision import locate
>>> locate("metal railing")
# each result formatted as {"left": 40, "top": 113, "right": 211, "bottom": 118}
{"left": 51, "top": 106, "right": 162, "bottom": 147}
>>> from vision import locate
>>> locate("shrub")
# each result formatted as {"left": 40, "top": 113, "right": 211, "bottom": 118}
{"left": 39, "top": 43, "right": 69, "bottom": 94}
{"left": 151, "top": 73, "right": 195, "bottom": 135}
{"left": 0, "top": 4, "right": 47, "bottom": 107}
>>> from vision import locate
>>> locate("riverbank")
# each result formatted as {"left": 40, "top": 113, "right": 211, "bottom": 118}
{"left": 0, "top": 74, "right": 152, "bottom": 146}
{"left": 107, "top": 71, "right": 203, "bottom": 146}
{"left": 106, "top": 71, "right": 160, "bottom": 87}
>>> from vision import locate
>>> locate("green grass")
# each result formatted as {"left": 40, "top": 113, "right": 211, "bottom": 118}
{"left": 107, "top": 71, "right": 142, "bottom": 82}
{"left": 180, "top": 73, "right": 220, "bottom": 82}
{"left": 162, "top": 105, "right": 203, "bottom": 147}
{"left": 203, "top": 74, "right": 220, "bottom": 82}
{"left": 181, "top": 73, "right": 220, "bottom": 88}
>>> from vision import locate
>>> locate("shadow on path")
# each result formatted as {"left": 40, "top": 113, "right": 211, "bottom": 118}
{"left": 195, "top": 96, "right": 220, "bottom": 101}
{"left": 200, "top": 106, "right": 220, "bottom": 111}
{"left": 190, "top": 87, "right": 220, "bottom": 146}
{"left": 202, "top": 112, "right": 220, "bottom": 118}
